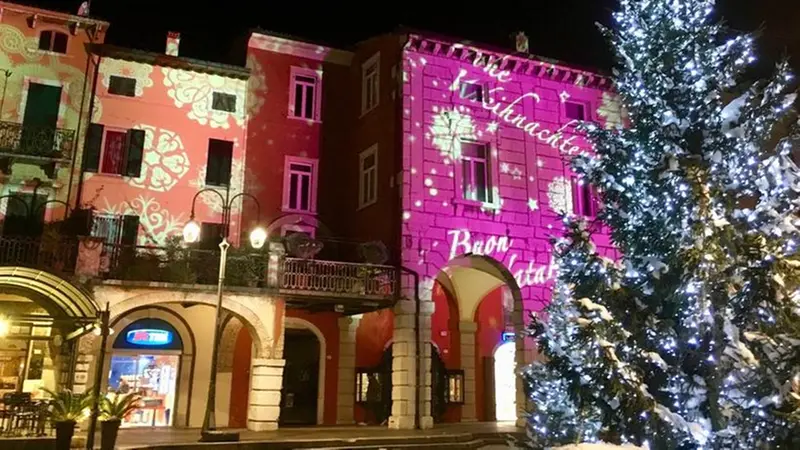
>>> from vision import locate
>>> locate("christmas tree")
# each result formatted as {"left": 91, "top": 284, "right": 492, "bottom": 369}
{"left": 525, "top": 0, "right": 800, "bottom": 448}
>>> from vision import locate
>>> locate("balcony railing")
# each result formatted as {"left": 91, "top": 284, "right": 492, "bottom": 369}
{"left": 279, "top": 257, "right": 396, "bottom": 299}
{"left": 0, "top": 236, "right": 78, "bottom": 274}
{"left": 0, "top": 121, "right": 75, "bottom": 160}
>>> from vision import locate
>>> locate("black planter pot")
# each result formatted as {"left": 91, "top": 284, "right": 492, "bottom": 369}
{"left": 54, "top": 420, "right": 76, "bottom": 450}
{"left": 100, "top": 419, "right": 122, "bottom": 450}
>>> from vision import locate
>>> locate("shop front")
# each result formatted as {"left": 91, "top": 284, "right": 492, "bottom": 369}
{"left": 108, "top": 318, "right": 182, "bottom": 428}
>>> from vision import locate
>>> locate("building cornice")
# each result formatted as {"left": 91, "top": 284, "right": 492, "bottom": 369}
{"left": 248, "top": 32, "right": 353, "bottom": 66}
{"left": 0, "top": 1, "right": 109, "bottom": 28}
{"left": 88, "top": 44, "right": 250, "bottom": 80}
{"left": 404, "top": 33, "right": 612, "bottom": 90}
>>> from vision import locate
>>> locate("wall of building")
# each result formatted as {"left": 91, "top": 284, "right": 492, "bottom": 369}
{"left": 243, "top": 34, "right": 351, "bottom": 236}
{"left": 0, "top": 6, "right": 107, "bottom": 220}
{"left": 318, "top": 34, "right": 402, "bottom": 254}
{"left": 79, "top": 56, "right": 248, "bottom": 245}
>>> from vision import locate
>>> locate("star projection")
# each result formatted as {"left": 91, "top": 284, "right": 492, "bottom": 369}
{"left": 524, "top": 0, "right": 800, "bottom": 448}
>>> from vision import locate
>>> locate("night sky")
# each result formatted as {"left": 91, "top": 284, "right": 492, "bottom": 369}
{"left": 17, "top": 0, "right": 800, "bottom": 70}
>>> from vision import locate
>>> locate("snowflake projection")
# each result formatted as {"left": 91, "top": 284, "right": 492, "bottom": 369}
{"left": 511, "top": 167, "right": 523, "bottom": 180}
{"left": 99, "top": 58, "right": 154, "bottom": 97}
{"left": 100, "top": 195, "right": 186, "bottom": 246}
{"left": 547, "top": 176, "right": 573, "bottom": 214}
{"left": 429, "top": 108, "right": 476, "bottom": 161}
{"left": 127, "top": 125, "right": 190, "bottom": 193}
{"left": 246, "top": 54, "right": 267, "bottom": 116}
{"left": 162, "top": 67, "right": 247, "bottom": 129}
{"left": 596, "top": 91, "right": 625, "bottom": 129}
{"left": 528, "top": 198, "right": 539, "bottom": 211}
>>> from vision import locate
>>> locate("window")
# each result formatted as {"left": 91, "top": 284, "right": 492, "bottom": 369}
{"left": 109, "top": 76, "right": 137, "bottom": 97}
{"left": 289, "top": 67, "right": 320, "bottom": 121}
{"left": 280, "top": 224, "right": 316, "bottom": 238}
{"left": 361, "top": 53, "right": 380, "bottom": 114}
{"left": 355, "top": 369, "right": 382, "bottom": 403}
{"left": 565, "top": 101, "right": 587, "bottom": 121}
{"left": 571, "top": 177, "right": 597, "bottom": 217}
{"left": 359, "top": 144, "right": 378, "bottom": 209}
{"left": 82, "top": 124, "right": 145, "bottom": 177}
{"left": 212, "top": 92, "right": 237, "bottom": 113}
{"left": 38, "top": 30, "right": 68, "bottom": 54}
{"left": 459, "top": 82, "right": 484, "bottom": 102}
{"left": 461, "top": 141, "right": 491, "bottom": 203}
{"left": 283, "top": 157, "right": 318, "bottom": 213}
{"left": 445, "top": 370, "right": 465, "bottom": 404}
{"left": 205, "top": 139, "right": 234, "bottom": 186}
{"left": 91, "top": 214, "right": 140, "bottom": 247}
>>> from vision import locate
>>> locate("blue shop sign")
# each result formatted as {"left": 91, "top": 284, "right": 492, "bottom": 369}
{"left": 126, "top": 329, "right": 173, "bottom": 346}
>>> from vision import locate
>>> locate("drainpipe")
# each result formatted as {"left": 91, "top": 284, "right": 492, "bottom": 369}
{"left": 399, "top": 265, "right": 421, "bottom": 430}
{"left": 74, "top": 51, "right": 101, "bottom": 210}
{"left": 66, "top": 34, "right": 96, "bottom": 211}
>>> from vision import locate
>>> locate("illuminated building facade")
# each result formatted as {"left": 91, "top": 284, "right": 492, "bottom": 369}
{"left": 318, "top": 31, "right": 622, "bottom": 428}
{"left": 0, "top": 2, "right": 620, "bottom": 433}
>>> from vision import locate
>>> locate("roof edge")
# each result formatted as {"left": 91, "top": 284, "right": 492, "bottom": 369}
{"left": 88, "top": 43, "right": 250, "bottom": 79}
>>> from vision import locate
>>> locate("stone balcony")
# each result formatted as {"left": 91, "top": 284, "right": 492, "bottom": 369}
{"left": 0, "top": 235, "right": 398, "bottom": 315}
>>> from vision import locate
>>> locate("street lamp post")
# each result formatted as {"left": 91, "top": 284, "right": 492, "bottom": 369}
{"left": 182, "top": 187, "right": 265, "bottom": 442}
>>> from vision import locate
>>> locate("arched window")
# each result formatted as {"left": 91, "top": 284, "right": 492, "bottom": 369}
{"left": 38, "top": 30, "right": 68, "bottom": 54}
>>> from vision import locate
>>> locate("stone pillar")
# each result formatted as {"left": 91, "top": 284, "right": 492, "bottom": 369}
{"left": 247, "top": 358, "right": 284, "bottom": 431}
{"left": 459, "top": 321, "right": 478, "bottom": 422}
{"left": 513, "top": 299, "right": 528, "bottom": 427}
{"left": 388, "top": 298, "right": 434, "bottom": 430}
{"left": 336, "top": 315, "right": 360, "bottom": 424}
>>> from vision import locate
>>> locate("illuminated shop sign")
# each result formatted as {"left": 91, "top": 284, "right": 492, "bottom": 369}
{"left": 502, "top": 332, "right": 516, "bottom": 343}
{"left": 126, "top": 329, "right": 173, "bottom": 346}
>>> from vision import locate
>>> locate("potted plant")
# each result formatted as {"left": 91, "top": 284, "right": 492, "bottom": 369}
{"left": 99, "top": 392, "right": 141, "bottom": 450}
{"left": 42, "top": 388, "right": 93, "bottom": 450}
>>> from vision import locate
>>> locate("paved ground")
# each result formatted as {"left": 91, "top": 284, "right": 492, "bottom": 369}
{"left": 109, "top": 422, "right": 523, "bottom": 449}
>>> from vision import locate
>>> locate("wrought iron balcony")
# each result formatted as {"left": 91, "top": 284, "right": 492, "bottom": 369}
{"left": 277, "top": 257, "right": 396, "bottom": 300}
{"left": 0, "top": 236, "right": 79, "bottom": 274}
{"left": 0, "top": 121, "right": 75, "bottom": 161}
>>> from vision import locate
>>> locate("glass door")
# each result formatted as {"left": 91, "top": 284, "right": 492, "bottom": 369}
{"left": 108, "top": 353, "right": 179, "bottom": 427}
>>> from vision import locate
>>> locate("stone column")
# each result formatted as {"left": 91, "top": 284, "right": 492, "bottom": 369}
{"left": 336, "top": 315, "right": 360, "bottom": 424}
{"left": 513, "top": 298, "right": 528, "bottom": 427}
{"left": 459, "top": 321, "right": 478, "bottom": 422}
{"left": 247, "top": 358, "right": 284, "bottom": 431}
{"left": 388, "top": 298, "right": 434, "bottom": 430}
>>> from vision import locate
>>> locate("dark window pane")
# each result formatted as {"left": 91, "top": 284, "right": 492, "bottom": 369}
{"left": 304, "top": 85, "right": 314, "bottom": 119}
{"left": 52, "top": 32, "right": 68, "bottom": 54}
{"left": 290, "top": 163, "right": 312, "bottom": 173}
{"left": 205, "top": 139, "right": 233, "bottom": 186}
{"left": 289, "top": 173, "right": 299, "bottom": 209}
{"left": 212, "top": 92, "right": 236, "bottom": 113}
{"left": 297, "top": 76, "right": 316, "bottom": 83}
{"left": 565, "top": 102, "right": 586, "bottom": 121}
{"left": 300, "top": 175, "right": 310, "bottom": 210}
{"left": 459, "top": 83, "right": 483, "bottom": 102}
{"left": 294, "top": 83, "right": 304, "bottom": 117}
{"left": 109, "top": 76, "right": 136, "bottom": 97}
{"left": 475, "top": 161, "right": 487, "bottom": 202}
{"left": 38, "top": 31, "right": 52, "bottom": 51}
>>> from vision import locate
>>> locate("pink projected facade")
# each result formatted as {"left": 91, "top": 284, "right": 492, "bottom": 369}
{"left": 400, "top": 36, "right": 621, "bottom": 315}
{"left": 394, "top": 35, "right": 622, "bottom": 424}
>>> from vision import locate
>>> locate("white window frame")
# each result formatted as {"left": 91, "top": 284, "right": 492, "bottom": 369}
{"left": 282, "top": 156, "right": 318, "bottom": 213}
{"left": 358, "top": 144, "right": 378, "bottom": 209}
{"left": 289, "top": 66, "right": 322, "bottom": 122}
{"left": 361, "top": 53, "right": 380, "bottom": 116}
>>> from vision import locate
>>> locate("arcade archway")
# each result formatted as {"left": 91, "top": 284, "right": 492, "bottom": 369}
{"left": 431, "top": 253, "right": 525, "bottom": 425}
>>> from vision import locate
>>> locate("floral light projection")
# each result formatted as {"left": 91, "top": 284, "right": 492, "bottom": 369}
{"left": 189, "top": 155, "right": 247, "bottom": 214}
{"left": 100, "top": 195, "right": 186, "bottom": 246}
{"left": 428, "top": 108, "right": 476, "bottom": 161}
{"left": 162, "top": 68, "right": 247, "bottom": 129}
{"left": 547, "top": 176, "right": 573, "bottom": 214}
{"left": 127, "top": 125, "right": 191, "bottom": 192}
{"left": 99, "top": 59, "right": 154, "bottom": 96}
{"left": 246, "top": 54, "right": 267, "bottom": 116}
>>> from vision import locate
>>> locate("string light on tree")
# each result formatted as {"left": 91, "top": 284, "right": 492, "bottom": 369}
{"left": 525, "top": 0, "right": 800, "bottom": 448}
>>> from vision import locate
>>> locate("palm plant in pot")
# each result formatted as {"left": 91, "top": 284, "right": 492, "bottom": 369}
{"left": 42, "top": 388, "right": 93, "bottom": 450}
{"left": 99, "top": 392, "right": 141, "bottom": 450}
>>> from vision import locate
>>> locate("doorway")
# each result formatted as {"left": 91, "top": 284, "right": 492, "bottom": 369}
{"left": 430, "top": 344, "right": 447, "bottom": 423}
{"left": 279, "top": 328, "right": 319, "bottom": 426}
{"left": 493, "top": 342, "right": 516, "bottom": 422}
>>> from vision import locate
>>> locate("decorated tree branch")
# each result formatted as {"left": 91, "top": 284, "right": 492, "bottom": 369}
{"left": 525, "top": 1, "right": 800, "bottom": 448}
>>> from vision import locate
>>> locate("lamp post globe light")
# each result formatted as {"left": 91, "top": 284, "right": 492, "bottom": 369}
{"left": 182, "top": 187, "right": 264, "bottom": 442}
